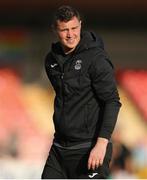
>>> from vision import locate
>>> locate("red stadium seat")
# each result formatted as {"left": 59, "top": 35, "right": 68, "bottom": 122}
{"left": 117, "top": 70, "right": 147, "bottom": 122}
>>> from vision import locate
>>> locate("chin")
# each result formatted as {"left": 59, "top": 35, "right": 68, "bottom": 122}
{"left": 67, "top": 43, "right": 78, "bottom": 49}
{"left": 68, "top": 45, "right": 76, "bottom": 49}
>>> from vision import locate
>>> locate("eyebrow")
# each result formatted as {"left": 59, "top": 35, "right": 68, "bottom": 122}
{"left": 58, "top": 25, "right": 79, "bottom": 31}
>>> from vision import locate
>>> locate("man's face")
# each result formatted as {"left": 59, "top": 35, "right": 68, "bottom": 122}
{"left": 55, "top": 16, "right": 81, "bottom": 53}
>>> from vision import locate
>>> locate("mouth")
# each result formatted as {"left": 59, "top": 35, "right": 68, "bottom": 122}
{"left": 66, "top": 38, "right": 75, "bottom": 44}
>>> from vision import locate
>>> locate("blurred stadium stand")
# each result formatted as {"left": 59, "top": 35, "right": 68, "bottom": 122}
{"left": 118, "top": 70, "right": 147, "bottom": 122}
{"left": 0, "top": 0, "right": 147, "bottom": 179}
{"left": 0, "top": 0, "right": 147, "bottom": 28}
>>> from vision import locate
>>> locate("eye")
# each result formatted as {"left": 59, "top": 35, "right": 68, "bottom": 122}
{"left": 60, "top": 29, "right": 67, "bottom": 32}
{"left": 57, "top": 27, "right": 68, "bottom": 32}
{"left": 72, "top": 26, "right": 78, "bottom": 30}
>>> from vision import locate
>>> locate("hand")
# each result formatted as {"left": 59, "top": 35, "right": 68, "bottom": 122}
{"left": 88, "top": 137, "right": 108, "bottom": 170}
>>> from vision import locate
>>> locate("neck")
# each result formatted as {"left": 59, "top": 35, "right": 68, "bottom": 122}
{"left": 64, "top": 47, "right": 76, "bottom": 55}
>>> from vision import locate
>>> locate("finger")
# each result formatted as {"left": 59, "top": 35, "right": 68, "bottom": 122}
{"left": 96, "top": 164, "right": 99, "bottom": 169}
{"left": 88, "top": 163, "right": 91, "bottom": 170}
{"left": 88, "top": 158, "right": 92, "bottom": 170}
{"left": 95, "top": 160, "right": 100, "bottom": 169}
{"left": 92, "top": 160, "right": 96, "bottom": 170}
{"left": 99, "top": 158, "right": 103, "bottom": 166}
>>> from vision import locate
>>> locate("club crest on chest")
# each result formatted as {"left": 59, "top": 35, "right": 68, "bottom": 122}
{"left": 74, "top": 59, "right": 82, "bottom": 70}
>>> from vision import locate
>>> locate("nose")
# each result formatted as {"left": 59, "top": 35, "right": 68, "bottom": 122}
{"left": 67, "top": 29, "right": 73, "bottom": 38}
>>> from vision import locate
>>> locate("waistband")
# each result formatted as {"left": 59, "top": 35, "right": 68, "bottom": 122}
{"left": 53, "top": 141, "right": 94, "bottom": 150}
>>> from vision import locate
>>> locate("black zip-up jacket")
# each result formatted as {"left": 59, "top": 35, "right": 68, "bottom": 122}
{"left": 45, "top": 31, "right": 121, "bottom": 146}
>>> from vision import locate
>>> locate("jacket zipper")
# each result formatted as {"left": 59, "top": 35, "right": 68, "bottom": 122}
{"left": 60, "top": 68, "right": 66, "bottom": 133}
{"left": 61, "top": 71, "right": 64, "bottom": 106}
{"left": 61, "top": 72, "right": 64, "bottom": 79}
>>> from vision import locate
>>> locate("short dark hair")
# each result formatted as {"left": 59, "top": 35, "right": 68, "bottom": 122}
{"left": 52, "top": 5, "right": 81, "bottom": 28}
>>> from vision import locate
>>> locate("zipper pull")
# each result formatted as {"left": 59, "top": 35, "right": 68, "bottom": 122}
{"left": 61, "top": 73, "right": 64, "bottom": 79}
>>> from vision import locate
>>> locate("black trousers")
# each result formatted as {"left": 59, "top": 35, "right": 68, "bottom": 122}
{"left": 41, "top": 142, "right": 112, "bottom": 179}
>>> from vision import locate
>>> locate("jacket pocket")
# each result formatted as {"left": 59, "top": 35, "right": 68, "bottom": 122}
{"left": 68, "top": 105, "right": 89, "bottom": 136}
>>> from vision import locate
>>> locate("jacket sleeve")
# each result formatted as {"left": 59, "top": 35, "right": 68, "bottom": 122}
{"left": 89, "top": 49, "right": 121, "bottom": 140}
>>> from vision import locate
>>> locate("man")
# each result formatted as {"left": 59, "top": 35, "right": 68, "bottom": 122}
{"left": 42, "top": 5, "right": 121, "bottom": 179}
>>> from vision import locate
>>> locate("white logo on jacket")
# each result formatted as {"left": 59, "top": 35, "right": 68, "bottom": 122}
{"left": 88, "top": 172, "right": 98, "bottom": 178}
{"left": 74, "top": 60, "right": 82, "bottom": 70}
{"left": 51, "top": 63, "right": 58, "bottom": 68}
